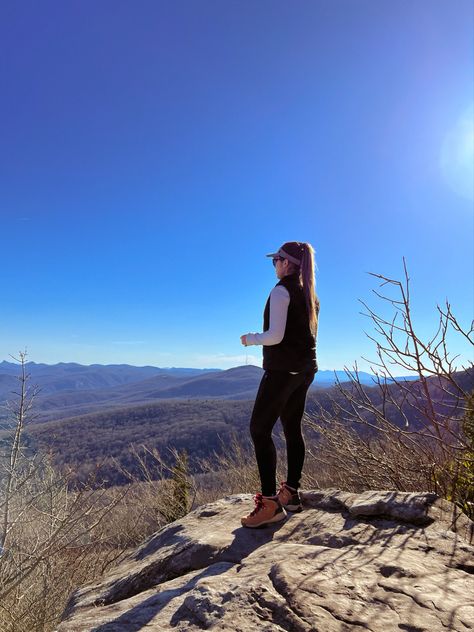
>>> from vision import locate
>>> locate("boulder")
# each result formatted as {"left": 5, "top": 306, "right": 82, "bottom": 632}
{"left": 57, "top": 490, "right": 474, "bottom": 631}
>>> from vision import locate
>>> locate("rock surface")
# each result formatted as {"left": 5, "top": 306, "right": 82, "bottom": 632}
{"left": 58, "top": 490, "right": 474, "bottom": 631}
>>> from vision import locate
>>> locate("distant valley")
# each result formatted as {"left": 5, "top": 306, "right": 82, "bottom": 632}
{"left": 0, "top": 360, "right": 415, "bottom": 423}
{"left": 2, "top": 360, "right": 468, "bottom": 489}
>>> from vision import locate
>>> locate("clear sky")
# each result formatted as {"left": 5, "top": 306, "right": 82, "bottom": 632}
{"left": 1, "top": 1, "right": 473, "bottom": 374}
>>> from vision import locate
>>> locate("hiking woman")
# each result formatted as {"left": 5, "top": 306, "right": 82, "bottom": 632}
{"left": 240, "top": 241, "right": 319, "bottom": 528}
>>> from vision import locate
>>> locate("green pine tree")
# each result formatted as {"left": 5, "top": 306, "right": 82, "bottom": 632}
{"left": 455, "top": 390, "right": 474, "bottom": 519}
{"left": 158, "top": 449, "right": 192, "bottom": 524}
{"left": 171, "top": 450, "right": 191, "bottom": 521}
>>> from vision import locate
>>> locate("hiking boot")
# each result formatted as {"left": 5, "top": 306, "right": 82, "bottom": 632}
{"left": 277, "top": 481, "right": 302, "bottom": 512}
{"left": 241, "top": 493, "right": 287, "bottom": 528}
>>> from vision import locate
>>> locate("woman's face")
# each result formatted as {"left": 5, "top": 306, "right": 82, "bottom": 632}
{"left": 274, "top": 257, "right": 290, "bottom": 279}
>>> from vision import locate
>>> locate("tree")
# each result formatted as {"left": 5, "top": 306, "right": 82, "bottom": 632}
{"left": 0, "top": 352, "right": 36, "bottom": 551}
{"left": 167, "top": 450, "right": 192, "bottom": 522}
{"left": 119, "top": 444, "right": 196, "bottom": 528}
{"left": 308, "top": 259, "right": 474, "bottom": 519}
{"left": 0, "top": 352, "right": 130, "bottom": 632}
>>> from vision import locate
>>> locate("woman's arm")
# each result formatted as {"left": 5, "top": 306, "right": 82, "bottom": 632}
{"left": 242, "top": 285, "right": 290, "bottom": 346}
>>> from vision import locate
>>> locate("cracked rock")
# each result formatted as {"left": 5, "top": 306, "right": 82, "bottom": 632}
{"left": 57, "top": 490, "right": 474, "bottom": 631}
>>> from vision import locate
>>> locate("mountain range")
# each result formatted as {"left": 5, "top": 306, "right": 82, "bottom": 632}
{"left": 0, "top": 359, "right": 470, "bottom": 488}
{"left": 0, "top": 360, "right": 415, "bottom": 423}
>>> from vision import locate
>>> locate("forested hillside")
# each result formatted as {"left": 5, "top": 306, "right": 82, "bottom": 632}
{"left": 0, "top": 362, "right": 411, "bottom": 425}
{"left": 16, "top": 368, "right": 472, "bottom": 487}
{"left": 25, "top": 399, "right": 255, "bottom": 484}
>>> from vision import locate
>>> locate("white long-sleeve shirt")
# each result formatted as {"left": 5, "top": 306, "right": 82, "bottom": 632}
{"left": 244, "top": 285, "right": 290, "bottom": 346}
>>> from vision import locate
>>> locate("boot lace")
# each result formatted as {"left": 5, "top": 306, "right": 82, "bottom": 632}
{"left": 279, "top": 481, "right": 296, "bottom": 492}
{"left": 250, "top": 493, "right": 265, "bottom": 516}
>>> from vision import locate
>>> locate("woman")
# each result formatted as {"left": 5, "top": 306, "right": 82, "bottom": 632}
{"left": 240, "top": 241, "right": 319, "bottom": 528}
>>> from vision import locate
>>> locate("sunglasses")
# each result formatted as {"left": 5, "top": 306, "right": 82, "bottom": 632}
{"left": 272, "top": 257, "right": 284, "bottom": 267}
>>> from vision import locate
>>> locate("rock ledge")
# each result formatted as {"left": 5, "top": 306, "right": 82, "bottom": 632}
{"left": 58, "top": 490, "right": 474, "bottom": 631}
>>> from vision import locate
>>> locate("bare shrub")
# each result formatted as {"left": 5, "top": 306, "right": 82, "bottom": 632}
{"left": 195, "top": 433, "right": 259, "bottom": 505}
{"left": 111, "top": 444, "right": 198, "bottom": 539}
{"left": 193, "top": 430, "right": 328, "bottom": 505}
{"left": 0, "top": 353, "right": 130, "bottom": 632}
{"left": 307, "top": 260, "right": 474, "bottom": 519}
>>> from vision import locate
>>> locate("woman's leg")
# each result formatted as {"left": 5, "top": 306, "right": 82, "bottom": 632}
{"left": 279, "top": 371, "right": 315, "bottom": 490}
{"left": 250, "top": 371, "right": 308, "bottom": 496}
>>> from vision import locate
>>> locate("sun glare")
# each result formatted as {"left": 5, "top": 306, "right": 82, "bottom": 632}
{"left": 440, "top": 105, "right": 474, "bottom": 202}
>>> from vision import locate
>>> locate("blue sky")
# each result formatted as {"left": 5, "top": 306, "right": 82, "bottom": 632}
{"left": 1, "top": 1, "right": 473, "bottom": 374}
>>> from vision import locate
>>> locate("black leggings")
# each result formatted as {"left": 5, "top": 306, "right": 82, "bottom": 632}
{"left": 249, "top": 369, "right": 315, "bottom": 497}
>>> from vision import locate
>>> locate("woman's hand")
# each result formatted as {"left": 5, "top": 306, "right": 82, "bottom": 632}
{"left": 240, "top": 334, "right": 248, "bottom": 346}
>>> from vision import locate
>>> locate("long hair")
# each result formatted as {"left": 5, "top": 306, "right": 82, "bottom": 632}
{"left": 297, "top": 243, "right": 319, "bottom": 337}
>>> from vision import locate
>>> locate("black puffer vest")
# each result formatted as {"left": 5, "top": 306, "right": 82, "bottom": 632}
{"left": 262, "top": 273, "right": 317, "bottom": 372}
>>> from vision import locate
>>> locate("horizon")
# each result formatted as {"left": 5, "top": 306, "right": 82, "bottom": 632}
{"left": 0, "top": 358, "right": 462, "bottom": 381}
{"left": 1, "top": 2, "right": 473, "bottom": 376}
{"left": 0, "top": 358, "right": 378, "bottom": 372}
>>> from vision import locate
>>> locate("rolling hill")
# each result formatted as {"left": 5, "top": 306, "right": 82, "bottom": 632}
{"left": 12, "top": 367, "right": 472, "bottom": 488}
{"left": 0, "top": 361, "right": 413, "bottom": 423}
